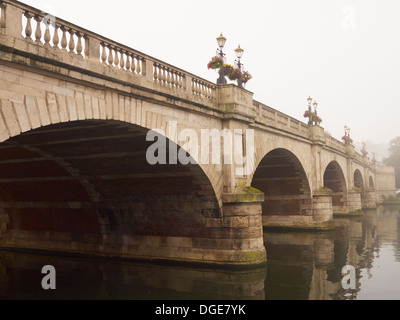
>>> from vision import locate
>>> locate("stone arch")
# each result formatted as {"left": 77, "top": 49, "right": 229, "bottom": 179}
{"left": 0, "top": 116, "right": 225, "bottom": 263}
{"left": 0, "top": 90, "right": 224, "bottom": 207}
{"left": 323, "top": 161, "right": 347, "bottom": 214}
{"left": 252, "top": 148, "right": 312, "bottom": 227}
{"left": 354, "top": 169, "right": 364, "bottom": 191}
{"left": 369, "top": 175, "right": 375, "bottom": 189}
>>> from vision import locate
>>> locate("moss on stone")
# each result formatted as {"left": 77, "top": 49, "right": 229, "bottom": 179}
{"left": 224, "top": 186, "right": 264, "bottom": 203}
{"left": 315, "top": 186, "right": 333, "bottom": 196}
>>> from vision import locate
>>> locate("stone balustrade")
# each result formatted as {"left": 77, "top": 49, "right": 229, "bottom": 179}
{"left": 100, "top": 41, "right": 145, "bottom": 76}
{"left": 21, "top": 9, "right": 88, "bottom": 57}
{"left": 254, "top": 100, "right": 310, "bottom": 139}
{"left": 0, "top": 0, "right": 216, "bottom": 103}
{"left": 0, "top": 0, "right": 377, "bottom": 170}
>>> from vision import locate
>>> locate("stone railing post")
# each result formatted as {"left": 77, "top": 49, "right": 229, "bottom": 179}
{"left": 308, "top": 125, "right": 326, "bottom": 145}
{"left": 85, "top": 35, "right": 100, "bottom": 60}
{"left": 2, "top": 3, "right": 24, "bottom": 38}
{"left": 185, "top": 75, "right": 193, "bottom": 94}
{"left": 216, "top": 84, "right": 256, "bottom": 122}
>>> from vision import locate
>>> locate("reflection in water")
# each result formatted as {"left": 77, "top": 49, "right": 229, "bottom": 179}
{"left": 0, "top": 206, "right": 399, "bottom": 300}
{"left": 264, "top": 206, "right": 400, "bottom": 300}
{"left": 0, "top": 252, "right": 266, "bottom": 300}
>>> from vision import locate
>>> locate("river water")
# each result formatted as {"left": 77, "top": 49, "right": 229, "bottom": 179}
{"left": 0, "top": 206, "right": 399, "bottom": 300}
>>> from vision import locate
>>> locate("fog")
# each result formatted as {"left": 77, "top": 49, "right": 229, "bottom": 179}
{"left": 20, "top": 0, "right": 400, "bottom": 145}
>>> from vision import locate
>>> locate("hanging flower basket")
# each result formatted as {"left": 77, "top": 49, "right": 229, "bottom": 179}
{"left": 342, "top": 135, "right": 353, "bottom": 145}
{"left": 207, "top": 57, "right": 253, "bottom": 86}
{"left": 313, "top": 114, "right": 322, "bottom": 125}
{"left": 242, "top": 71, "right": 252, "bottom": 84}
{"left": 229, "top": 68, "right": 242, "bottom": 81}
{"left": 223, "top": 64, "right": 234, "bottom": 77}
{"left": 304, "top": 110, "right": 313, "bottom": 119}
{"left": 304, "top": 110, "right": 322, "bottom": 125}
{"left": 207, "top": 56, "right": 224, "bottom": 70}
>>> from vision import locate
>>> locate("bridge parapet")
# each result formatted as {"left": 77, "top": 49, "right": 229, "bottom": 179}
{"left": 253, "top": 100, "right": 309, "bottom": 138}
{"left": 325, "top": 134, "right": 346, "bottom": 154}
{"left": 0, "top": 0, "right": 217, "bottom": 109}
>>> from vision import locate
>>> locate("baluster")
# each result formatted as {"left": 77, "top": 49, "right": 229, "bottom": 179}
{"left": 159, "top": 65, "right": 164, "bottom": 84}
{"left": 153, "top": 63, "right": 158, "bottom": 81}
{"left": 107, "top": 45, "right": 114, "bottom": 65}
{"left": 208, "top": 86, "right": 212, "bottom": 99}
{"left": 136, "top": 57, "right": 142, "bottom": 75}
{"left": 34, "top": 15, "right": 42, "bottom": 43}
{"left": 166, "top": 69, "right": 171, "bottom": 87}
{"left": 158, "top": 65, "right": 163, "bottom": 84}
{"left": 177, "top": 73, "right": 182, "bottom": 88}
{"left": 43, "top": 20, "right": 51, "bottom": 46}
{"left": 181, "top": 74, "right": 186, "bottom": 89}
{"left": 165, "top": 68, "right": 169, "bottom": 86}
{"left": 76, "top": 32, "right": 83, "bottom": 56}
{"left": 114, "top": 48, "right": 120, "bottom": 68}
{"left": 120, "top": 50, "right": 126, "bottom": 69}
{"left": 133, "top": 55, "right": 139, "bottom": 74}
{"left": 192, "top": 79, "right": 196, "bottom": 94}
{"left": 60, "top": 26, "right": 68, "bottom": 51}
{"left": 101, "top": 42, "right": 107, "bottom": 63}
{"left": 162, "top": 66, "right": 167, "bottom": 85}
{"left": 132, "top": 55, "right": 137, "bottom": 74}
{"left": 125, "top": 53, "right": 131, "bottom": 72}
{"left": 157, "top": 65, "right": 162, "bottom": 84}
{"left": 24, "top": 12, "right": 33, "bottom": 40}
{"left": 171, "top": 71, "right": 176, "bottom": 88}
{"left": 68, "top": 29, "right": 76, "bottom": 54}
{"left": 52, "top": 24, "right": 60, "bottom": 49}
{"left": 171, "top": 70, "right": 176, "bottom": 87}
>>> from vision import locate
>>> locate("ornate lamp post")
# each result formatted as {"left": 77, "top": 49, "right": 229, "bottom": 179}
{"left": 343, "top": 125, "right": 353, "bottom": 145}
{"left": 216, "top": 33, "right": 227, "bottom": 85}
{"left": 234, "top": 45, "right": 244, "bottom": 88}
{"left": 305, "top": 96, "right": 313, "bottom": 125}
{"left": 313, "top": 101, "right": 318, "bottom": 116}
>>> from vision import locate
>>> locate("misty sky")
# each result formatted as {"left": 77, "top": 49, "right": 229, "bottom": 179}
{"left": 19, "top": 0, "right": 400, "bottom": 145}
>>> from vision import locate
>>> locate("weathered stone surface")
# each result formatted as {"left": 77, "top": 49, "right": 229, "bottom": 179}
{"left": 0, "top": 0, "right": 395, "bottom": 268}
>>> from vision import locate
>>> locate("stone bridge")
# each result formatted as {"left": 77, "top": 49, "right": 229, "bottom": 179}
{"left": 0, "top": 0, "right": 396, "bottom": 267}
